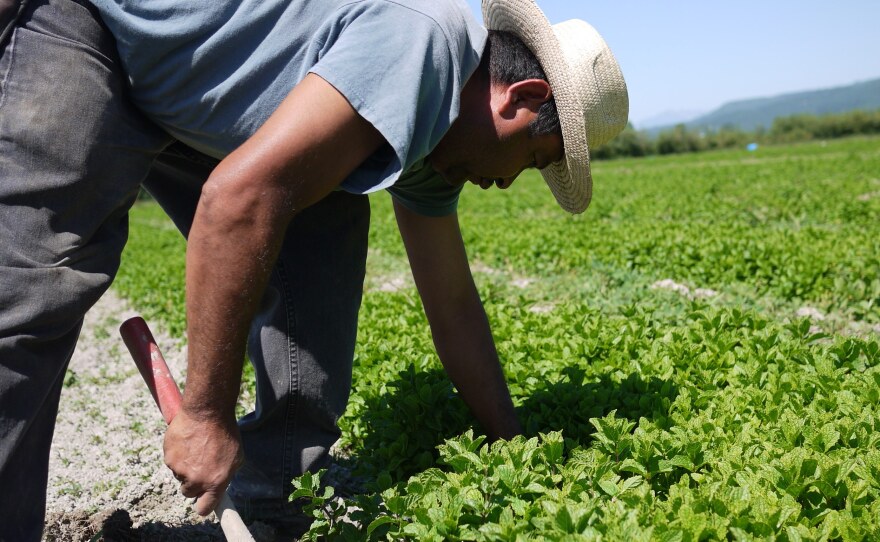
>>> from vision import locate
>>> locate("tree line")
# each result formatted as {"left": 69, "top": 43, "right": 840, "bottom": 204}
{"left": 593, "top": 109, "right": 880, "bottom": 159}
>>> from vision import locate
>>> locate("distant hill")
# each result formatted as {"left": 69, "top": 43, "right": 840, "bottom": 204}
{"left": 648, "top": 77, "right": 880, "bottom": 134}
{"left": 636, "top": 109, "right": 706, "bottom": 129}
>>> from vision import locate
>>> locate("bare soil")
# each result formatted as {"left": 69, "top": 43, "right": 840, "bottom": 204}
{"left": 42, "top": 290, "right": 231, "bottom": 541}
{"left": 43, "top": 290, "right": 362, "bottom": 542}
{"left": 41, "top": 290, "right": 278, "bottom": 541}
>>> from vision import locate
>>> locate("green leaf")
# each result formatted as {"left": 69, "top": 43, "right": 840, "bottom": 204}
{"left": 785, "top": 525, "right": 804, "bottom": 542}
{"left": 619, "top": 459, "right": 648, "bottom": 477}
{"left": 377, "top": 472, "right": 393, "bottom": 491}
{"left": 555, "top": 506, "right": 575, "bottom": 533}
{"left": 367, "top": 516, "right": 397, "bottom": 537}
{"left": 542, "top": 431, "right": 565, "bottom": 464}
{"left": 667, "top": 455, "right": 696, "bottom": 472}
{"left": 598, "top": 479, "right": 619, "bottom": 497}
{"left": 619, "top": 475, "right": 644, "bottom": 494}
{"left": 289, "top": 488, "right": 314, "bottom": 501}
{"left": 818, "top": 423, "right": 841, "bottom": 452}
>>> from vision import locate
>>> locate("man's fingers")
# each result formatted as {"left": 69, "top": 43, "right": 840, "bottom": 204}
{"left": 179, "top": 479, "right": 200, "bottom": 499}
{"left": 195, "top": 490, "right": 222, "bottom": 517}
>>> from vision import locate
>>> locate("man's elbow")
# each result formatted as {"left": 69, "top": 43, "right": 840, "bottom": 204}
{"left": 197, "top": 162, "right": 290, "bottom": 235}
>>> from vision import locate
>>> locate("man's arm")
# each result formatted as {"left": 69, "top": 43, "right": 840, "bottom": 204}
{"left": 165, "top": 73, "right": 384, "bottom": 516}
{"left": 393, "top": 200, "right": 522, "bottom": 441}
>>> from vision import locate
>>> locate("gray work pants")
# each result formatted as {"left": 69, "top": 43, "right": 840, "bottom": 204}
{"left": 0, "top": 0, "right": 368, "bottom": 539}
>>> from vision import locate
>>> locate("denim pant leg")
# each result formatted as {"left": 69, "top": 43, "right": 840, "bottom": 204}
{"left": 233, "top": 190, "right": 370, "bottom": 517}
{"left": 0, "top": 0, "right": 171, "bottom": 540}
{"left": 142, "top": 145, "right": 370, "bottom": 517}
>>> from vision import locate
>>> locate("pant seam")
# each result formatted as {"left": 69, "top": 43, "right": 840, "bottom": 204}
{"left": 0, "top": 26, "right": 17, "bottom": 113}
{"left": 276, "top": 259, "right": 300, "bottom": 495}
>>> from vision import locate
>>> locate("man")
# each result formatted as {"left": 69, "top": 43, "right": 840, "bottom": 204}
{"left": 0, "top": 0, "right": 627, "bottom": 539}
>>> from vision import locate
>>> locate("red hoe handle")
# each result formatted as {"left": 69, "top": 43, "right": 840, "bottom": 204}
{"left": 120, "top": 316, "right": 255, "bottom": 542}
{"left": 120, "top": 317, "right": 182, "bottom": 424}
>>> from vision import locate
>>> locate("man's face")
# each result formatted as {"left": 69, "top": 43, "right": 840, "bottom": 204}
{"left": 428, "top": 79, "right": 565, "bottom": 191}
{"left": 430, "top": 125, "right": 564, "bottom": 190}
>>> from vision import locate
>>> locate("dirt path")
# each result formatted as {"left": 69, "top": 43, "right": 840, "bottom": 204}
{"left": 43, "top": 290, "right": 225, "bottom": 541}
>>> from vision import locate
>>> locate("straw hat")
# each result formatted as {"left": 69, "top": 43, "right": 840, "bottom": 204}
{"left": 482, "top": 0, "right": 629, "bottom": 213}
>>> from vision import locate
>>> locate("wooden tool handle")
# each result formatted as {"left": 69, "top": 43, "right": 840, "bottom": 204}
{"left": 120, "top": 316, "right": 182, "bottom": 424}
{"left": 120, "top": 316, "right": 255, "bottom": 542}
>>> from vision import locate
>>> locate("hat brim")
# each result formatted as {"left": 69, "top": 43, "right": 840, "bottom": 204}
{"left": 482, "top": 0, "right": 592, "bottom": 214}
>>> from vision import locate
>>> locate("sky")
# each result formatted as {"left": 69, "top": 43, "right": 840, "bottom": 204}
{"left": 464, "top": 1, "right": 880, "bottom": 127}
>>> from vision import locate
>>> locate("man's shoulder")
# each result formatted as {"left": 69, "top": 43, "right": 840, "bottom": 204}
{"left": 348, "top": 0, "right": 483, "bottom": 47}
{"left": 374, "top": 0, "right": 475, "bottom": 28}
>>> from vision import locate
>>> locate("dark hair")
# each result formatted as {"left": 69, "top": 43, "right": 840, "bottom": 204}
{"left": 481, "top": 30, "right": 561, "bottom": 138}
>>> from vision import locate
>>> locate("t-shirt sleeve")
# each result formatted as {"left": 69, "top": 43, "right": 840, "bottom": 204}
{"left": 308, "top": 3, "right": 465, "bottom": 196}
{"left": 386, "top": 166, "right": 464, "bottom": 217}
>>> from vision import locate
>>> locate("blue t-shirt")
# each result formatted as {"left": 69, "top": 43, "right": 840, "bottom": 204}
{"left": 89, "top": 0, "right": 486, "bottom": 216}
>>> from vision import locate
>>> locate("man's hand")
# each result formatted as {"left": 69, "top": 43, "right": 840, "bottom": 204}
{"left": 394, "top": 201, "right": 522, "bottom": 440}
{"left": 163, "top": 409, "right": 243, "bottom": 516}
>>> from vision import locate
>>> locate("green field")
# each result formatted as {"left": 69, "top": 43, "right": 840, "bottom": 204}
{"left": 116, "top": 137, "right": 880, "bottom": 540}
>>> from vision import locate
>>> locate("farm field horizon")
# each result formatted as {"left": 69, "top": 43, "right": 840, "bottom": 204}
{"left": 114, "top": 136, "right": 880, "bottom": 539}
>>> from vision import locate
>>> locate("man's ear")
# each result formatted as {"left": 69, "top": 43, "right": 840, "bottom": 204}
{"left": 499, "top": 79, "right": 553, "bottom": 117}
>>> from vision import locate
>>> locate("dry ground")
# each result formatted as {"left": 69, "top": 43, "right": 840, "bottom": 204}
{"left": 44, "top": 291, "right": 232, "bottom": 541}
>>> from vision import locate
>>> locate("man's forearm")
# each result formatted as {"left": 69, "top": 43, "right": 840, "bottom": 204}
{"left": 428, "top": 293, "right": 522, "bottom": 440}
{"left": 392, "top": 203, "right": 522, "bottom": 441}
{"left": 182, "top": 172, "right": 286, "bottom": 420}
